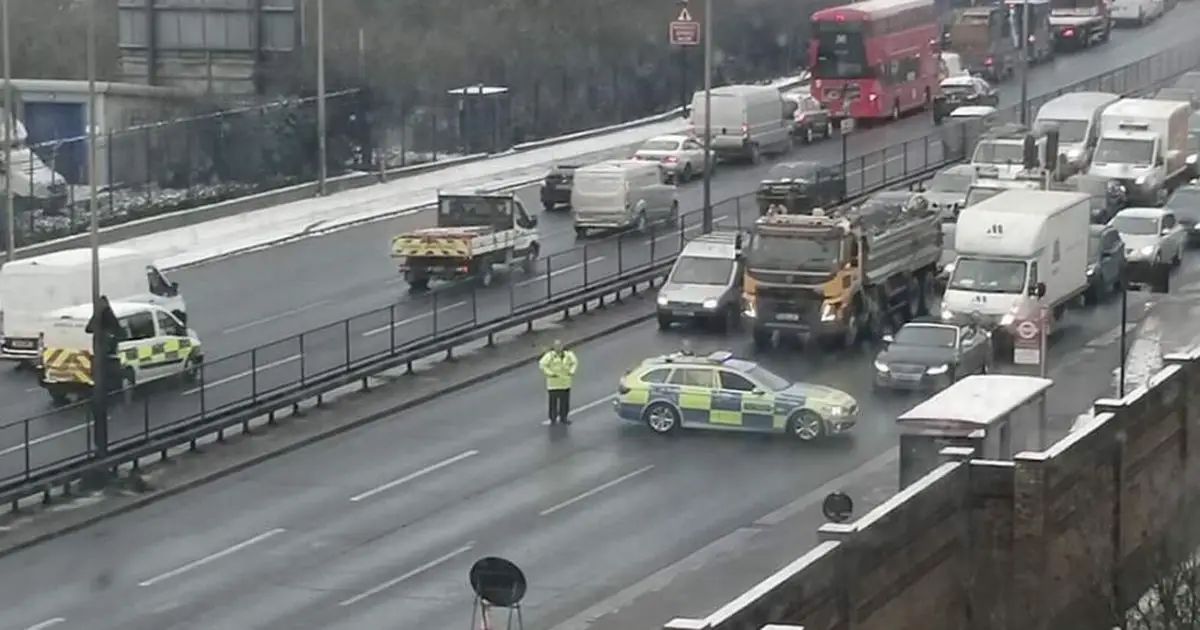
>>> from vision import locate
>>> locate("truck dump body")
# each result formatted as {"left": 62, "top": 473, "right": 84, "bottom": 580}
{"left": 390, "top": 226, "right": 498, "bottom": 259}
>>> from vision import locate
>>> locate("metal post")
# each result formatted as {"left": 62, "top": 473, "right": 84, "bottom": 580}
{"left": 1018, "top": 0, "right": 1030, "bottom": 124}
{"left": 87, "top": 0, "right": 108, "bottom": 465}
{"left": 2, "top": 0, "right": 13, "bottom": 261}
{"left": 700, "top": 0, "right": 713, "bottom": 234}
{"left": 1119, "top": 284, "right": 1128, "bottom": 397}
{"left": 316, "top": 0, "right": 327, "bottom": 195}
{"left": 1038, "top": 306, "right": 1048, "bottom": 378}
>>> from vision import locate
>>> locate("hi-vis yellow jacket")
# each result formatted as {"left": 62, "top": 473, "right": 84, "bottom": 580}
{"left": 538, "top": 349, "right": 578, "bottom": 390}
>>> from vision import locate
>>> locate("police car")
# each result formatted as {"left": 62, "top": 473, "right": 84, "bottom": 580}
{"left": 38, "top": 301, "right": 203, "bottom": 405}
{"left": 613, "top": 350, "right": 858, "bottom": 441}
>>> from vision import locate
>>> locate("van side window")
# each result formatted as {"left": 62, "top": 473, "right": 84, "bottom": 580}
{"left": 121, "top": 312, "right": 156, "bottom": 341}
{"left": 155, "top": 311, "right": 186, "bottom": 337}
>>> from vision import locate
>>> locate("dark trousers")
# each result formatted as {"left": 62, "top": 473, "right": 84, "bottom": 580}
{"left": 548, "top": 388, "right": 571, "bottom": 422}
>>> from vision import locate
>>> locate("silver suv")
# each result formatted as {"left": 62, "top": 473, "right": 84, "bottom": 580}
{"left": 655, "top": 232, "right": 744, "bottom": 333}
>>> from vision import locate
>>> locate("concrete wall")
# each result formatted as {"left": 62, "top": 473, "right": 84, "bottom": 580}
{"left": 664, "top": 346, "right": 1200, "bottom": 630}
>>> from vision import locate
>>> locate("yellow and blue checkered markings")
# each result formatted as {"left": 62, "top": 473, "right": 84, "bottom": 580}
{"left": 120, "top": 338, "right": 196, "bottom": 369}
{"left": 616, "top": 370, "right": 808, "bottom": 433}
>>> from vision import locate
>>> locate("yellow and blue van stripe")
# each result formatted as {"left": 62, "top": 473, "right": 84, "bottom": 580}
{"left": 120, "top": 338, "right": 195, "bottom": 370}
{"left": 618, "top": 384, "right": 807, "bottom": 431}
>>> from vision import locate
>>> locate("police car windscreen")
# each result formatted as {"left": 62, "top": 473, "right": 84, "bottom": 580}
{"left": 972, "top": 141, "right": 1026, "bottom": 164}
{"left": 668, "top": 256, "right": 735, "bottom": 285}
{"left": 438, "top": 196, "right": 511, "bottom": 227}
{"left": 930, "top": 172, "right": 972, "bottom": 194}
{"left": 1034, "top": 119, "right": 1088, "bottom": 144}
{"left": 947, "top": 257, "right": 1029, "bottom": 293}
{"left": 1094, "top": 138, "right": 1153, "bottom": 166}
{"left": 1112, "top": 215, "right": 1158, "bottom": 235}
{"left": 749, "top": 234, "right": 839, "bottom": 271}
{"left": 745, "top": 365, "right": 790, "bottom": 391}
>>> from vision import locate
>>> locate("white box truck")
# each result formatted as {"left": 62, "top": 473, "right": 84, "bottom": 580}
{"left": 941, "top": 189, "right": 1090, "bottom": 339}
{"left": 0, "top": 247, "right": 186, "bottom": 364}
{"left": 1088, "top": 98, "right": 1191, "bottom": 206}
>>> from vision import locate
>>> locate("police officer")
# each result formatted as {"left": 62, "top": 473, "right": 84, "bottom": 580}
{"left": 538, "top": 340, "right": 578, "bottom": 425}
{"left": 85, "top": 295, "right": 125, "bottom": 393}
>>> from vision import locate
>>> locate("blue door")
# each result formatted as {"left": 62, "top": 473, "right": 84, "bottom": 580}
{"left": 22, "top": 102, "right": 85, "bottom": 185}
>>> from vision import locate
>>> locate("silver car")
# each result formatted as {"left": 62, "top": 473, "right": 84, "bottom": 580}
{"left": 919, "top": 164, "right": 976, "bottom": 219}
{"left": 633, "top": 134, "right": 711, "bottom": 183}
{"left": 1110, "top": 207, "right": 1186, "bottom": 269}
{"left": 656, "top": 232, "right": 743, "bottom": 333}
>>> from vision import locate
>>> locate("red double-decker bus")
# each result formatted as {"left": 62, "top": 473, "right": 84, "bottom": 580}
{"left": 809, "top": 0, "right": 940, "bottom": 122}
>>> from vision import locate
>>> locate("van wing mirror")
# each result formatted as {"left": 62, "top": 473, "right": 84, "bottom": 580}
{"left": 1030, "top": 281, "right": 1047, "bottom": 298}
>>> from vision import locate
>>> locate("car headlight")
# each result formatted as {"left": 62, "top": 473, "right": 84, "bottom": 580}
{"left": 1086, "top": 264, "right": 1096, "bottom": 276}
{"left": 820, "top": 302, "right": 837, "bottom": 322}
{"left": 1140, "top": 245, "right": 1156, "bottom": 256}
{"left": 1135, "top": 174, "right": 1148, "bottom": 185}
{"left": 1064, "top": 148, "right": 1082, "bottom": 162}
{"left": 926, "top": 364, "right": 950, "bottom": 375}
{"left": 941, "top": 307, "right": 955, "bottom": 320}
{"left": 873, "top": 361, "right": 890, "bottom": 372}
{"left": 702, "top": 298, "right": 718, "bottom": 309}
{"left": 657, "top": 295, "right": 668, "bottom": 306}
{"left": 827, "top": 406, "right": 845, "bottom": 416}
{"left": 1000, "top": 312, "right": 1015, "bottom": 326}
{"left": 943, "top": 261, "right": 956, "bottom": 275}
{"left": 1188, "top": 154, "right": 1198, "bottom": 165}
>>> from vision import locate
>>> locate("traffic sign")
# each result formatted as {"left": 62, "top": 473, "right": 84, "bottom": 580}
{"left": 1016, "top": 319, "right": 1038, "bottom": 341}
{"left": 839, "top": 118, "right": 855, "bottom": 134}
{"left": 670, "top": 7, "right": 700, "bottom": 46}
{"left": 1012, "top": 315, "right": 1042, "bottom": 366}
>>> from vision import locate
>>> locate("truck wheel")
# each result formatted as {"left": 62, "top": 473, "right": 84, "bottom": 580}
{"left": 752, "top": 328, "right": 773, "bottom": 350}
{"left": 657, "top": 314, "right": 673, "bottom": 331}
{"left": 635, "top": 212, "right": 648, "bottom": 233}
{"left": 919, "top": 273, "right": 939, "bottom": 315}
{"left": 542, "top": 201, "right": 555, "bottom": 212}
{"left": 476, "top": 262, "right": 495, "bottom": 288}
{"left": 574, "top": 226, "right": 587, "bottom": 238}
{"left": 842, "top": 307, "right": 861, "bottom": 350}
{"left": 49, "top": 390, "right": 70, "bottom": 406}
{"left": 407, "top": 277, "right": 430, "bottom": 292}
{"left": 905, "top": 275, "right": 921, "bottom": 319}
{"left": 749, "top": 144, "right": 761, "bottom": 165}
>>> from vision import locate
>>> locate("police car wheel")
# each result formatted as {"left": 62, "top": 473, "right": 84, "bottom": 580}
{"left": 643, "top": 402, "right": 680, "bottom": 434}
{"left": 182, "top": 355, "right": 202, "bottom": 382}
{"left": 789, "top": 410, "right": 825, "bottom": 442}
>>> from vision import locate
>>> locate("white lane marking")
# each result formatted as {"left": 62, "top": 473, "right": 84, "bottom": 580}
{"left": 23, "top": 619, "right": 66, "bottom": 630}
{"left": 338, "top": 543, "right": 476, "bottom": 607}
{"left": 182, "top": 355, "right": 301, "bottom": 395}
{"left": 0, "top": 423, "right": 90, "bottom": 457}
{"left": 539, "top": 396, "right": 617, "bottom": 425}
{"left": 652, "top": 215, "right": 727, "bottom": 244}
{"left": 221, "top": 300, "right": 334, "bottom": 334}
{"left": 539, "top": 465, "right": 655, "bottom": 517}
{"left": 517, "top": 257, "right": 606, "bottom": 287}
{"left": 361, "top": 301, "right": 467, "bottom": 337}
{"left": 349, "top": 450, "right": 479, "bottom": 502}
{"left": 138, "top": 528, "right": 286, "bottom": 587}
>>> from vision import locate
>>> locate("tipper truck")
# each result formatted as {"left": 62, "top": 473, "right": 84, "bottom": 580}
{"left": 941, "top": 189, "right": 1090, "bottom": 352}
{"left": 1049, "top": 0, "right": 1111, "bottom": 50}
{"left": 390, "top": 191, "right": 541, "bottom": 290}
{"left": 741, "top": 198, "right": 942, "bottom": 351}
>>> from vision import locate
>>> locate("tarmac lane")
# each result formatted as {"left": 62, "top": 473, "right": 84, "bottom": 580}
{"left": 0, "top": 249, "right": 1169, "bottom": 630}
{"left": 0, "top": 11, "right": 1197, "bottom": 423}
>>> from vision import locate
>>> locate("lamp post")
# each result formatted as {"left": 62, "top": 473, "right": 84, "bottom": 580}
{"left": 87, "top": 0, "right": 108, "bottom": 468}
{"left": 2, "top": 0, "right": 13, "bottom": 261}
{"left": 700, "top": 0, "right": 713, "bottom": 233}
{"left": 316, "top": 0, "right": 327, "bottom": 196}
{"left": 1018, "top": 0, "right": 1031, "bottom": 124}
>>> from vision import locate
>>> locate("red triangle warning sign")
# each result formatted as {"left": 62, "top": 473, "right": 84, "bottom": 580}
{"left": 676, "top": 7, "right": 693, "bottom": 21}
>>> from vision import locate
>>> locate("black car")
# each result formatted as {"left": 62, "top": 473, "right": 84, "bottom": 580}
{"left": 932, "top": 76, "right": 999, "bottom": 124}
{"left": 784, "top": 93, "right": 834, "bottom": 145}
{"left": 754, "top": 161, "right": 846, "bottom": 215}
{"left": 872, "top": 318, "right": 992, "bottom": 391}
{"left": 1086, "top": 224, "right": 1126, "bottom": 305}
{"left": 1165, "top": 182, "right": 1200, "bottom": 245}
{"left": 539, "top": 164, "right": 580, "bottom": 211}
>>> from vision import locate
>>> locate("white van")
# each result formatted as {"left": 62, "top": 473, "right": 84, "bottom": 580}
{"left": 1033, "top": 92, "right": 1122, "bottom": 174}
{"left": 571, "top": 160, "right": 679, "bottom": 237}
{"left": 0, "top": 247, "right": 186, "bottom": 363}
{"left": 1110, "top": 0, "right": 1162, "bottom": 25}
{"left": 689, "top": 85, "right": 792, "bottom": 164}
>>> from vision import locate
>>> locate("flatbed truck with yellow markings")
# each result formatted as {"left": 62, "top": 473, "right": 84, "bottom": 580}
{"left": 390, "top": 192, "right": 541, "bottom": 291}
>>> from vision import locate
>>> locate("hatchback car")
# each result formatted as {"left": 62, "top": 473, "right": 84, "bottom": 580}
{"left": 783, "top": 91, "right": 834, "bottom": 145}
{"left": 614, "top": 350, "right": 857, "bottom": 441}
{"left": 1086, "top": 224, "right": 1126, "bottom": 304}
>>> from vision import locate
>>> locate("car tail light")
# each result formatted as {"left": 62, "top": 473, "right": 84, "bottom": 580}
{"left": 1063, "top": 27, "right": 1075, "bottom": 36}
{"left": 663, "top": 156, "right": 678, "bottom": 163}
{"left": 794, "top": 111, "right": 807, "bottom": 122}
{"left": 868, "top": 93, "right": 878, "bottom": 102}
{"left": 741, "top": 122, "right": 749, "bottom": 137}
{"left": 985, "top": 56, "right": 994, "bottom": 65}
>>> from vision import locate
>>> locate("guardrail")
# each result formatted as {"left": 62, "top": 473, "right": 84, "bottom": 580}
{"left": 0, "top": 43, "right": 1195, "bottom": 510}
{"left": 13, "top": 78, "right": 810, "bottom": 261}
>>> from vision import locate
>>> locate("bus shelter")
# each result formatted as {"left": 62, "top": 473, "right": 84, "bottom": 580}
{"left": 896, "top": 374, "right": 1053, "bottom": 489}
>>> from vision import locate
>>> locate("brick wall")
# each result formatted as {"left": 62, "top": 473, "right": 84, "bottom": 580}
{"left": 663, "top": 347, "right": 1200, "bottom": 630}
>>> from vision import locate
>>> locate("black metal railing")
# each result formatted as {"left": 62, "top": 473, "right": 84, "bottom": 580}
{"left": 0, "top": 40, "right": 1198, "bottom": 495}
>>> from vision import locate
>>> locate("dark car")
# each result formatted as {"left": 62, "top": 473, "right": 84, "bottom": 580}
{"left": 1165, "top": 182, "right": 1200, "bottom": 245}
{"left": 932, "top": 76, "right": 999, "bottom": 124}
{"left": 754, "top": 161, "right": 846, "bottom": 215}
{"left": 539, "top": 164, "right": 580, "bottom": 211}
{"left": 784, "top": 92, "right": 834, "bottom": 145}
{"left": 1086, "top": 224, "right": 1126, "bottom": 305}
{"left": 872, "top": 318, "right": 992, "bottom": 391}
